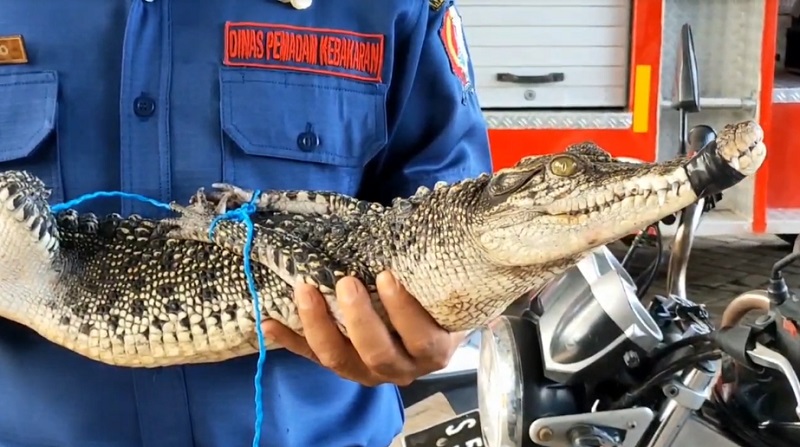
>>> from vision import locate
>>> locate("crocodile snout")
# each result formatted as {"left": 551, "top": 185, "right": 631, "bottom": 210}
{"left": 684, "top": 120, "right": 765, "bottom": 198}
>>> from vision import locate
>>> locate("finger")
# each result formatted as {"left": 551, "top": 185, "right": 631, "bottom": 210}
{"left": 376, "top": 271, "right": 453, "bottom": 370}
{"left": 262, "top": 316, "right": 384, "bottom": 387}
{"left": 337, "top": 276, "right": 415, "bottom": 381}
{"left": 294, "top": 282, "right": 373, "bottom": 380}
{"left": 261, "top": 320, "right": 318, "bottom": 363}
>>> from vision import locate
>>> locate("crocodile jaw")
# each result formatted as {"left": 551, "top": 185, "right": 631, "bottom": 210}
{"left": 478, "top": 165, "right": 696, "bottom": 266}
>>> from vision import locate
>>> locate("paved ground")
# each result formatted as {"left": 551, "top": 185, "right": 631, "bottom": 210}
{"left": 609, "top": 234, "right": 800, "bottom": 322}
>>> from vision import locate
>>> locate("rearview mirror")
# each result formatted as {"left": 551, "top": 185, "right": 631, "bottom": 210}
{"left": 672, "top": 23, "right": 701, "bottom": 113}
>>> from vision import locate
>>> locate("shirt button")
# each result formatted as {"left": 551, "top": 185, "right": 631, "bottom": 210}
{"left": 133, "top": 95, "right": 156, "bottom": 117}
{"left": 297, "top": 124, "right": 320, "bottom": 152}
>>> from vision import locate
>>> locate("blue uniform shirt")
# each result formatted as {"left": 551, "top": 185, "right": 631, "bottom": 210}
{"left": 0, "top": 1, "right": 492, "bottom": 446}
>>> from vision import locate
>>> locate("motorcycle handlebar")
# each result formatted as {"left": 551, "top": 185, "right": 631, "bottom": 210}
{"left": 715, "top": 290, "right": 800, "bottom": 421}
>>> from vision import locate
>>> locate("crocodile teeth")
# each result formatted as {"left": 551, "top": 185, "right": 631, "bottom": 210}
{"left": 13, "top": 206, "right": 27, "bottom": 222}
{"left": 544, "top": 173, "right": 691, "bottom": 216}
{"left": 651, "top": 177, "right": 669, "bottom": 192}
{"left": 728, "top": 156, "right": 740, "bottom": 171}
{"left": 656, "top": 189, "right": 667, "bottom": 206}
{"left": 4, "top": 193, "right": 19, "bottom": 211}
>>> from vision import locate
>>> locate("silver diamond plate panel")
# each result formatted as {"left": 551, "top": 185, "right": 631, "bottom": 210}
{"left": 774, "top": 86, "right": 800, "bottom": 103}
{"left": 482, "top": 111, "right": 632, "bottom": 129}
{"left": 661, "top": 0, "right": 764, "bottom": 100}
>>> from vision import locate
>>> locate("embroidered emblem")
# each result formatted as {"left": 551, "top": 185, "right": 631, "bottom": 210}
{"left": 277, "top": 0, "right": 313, "bottom": 10}
{"left": 0, "top": 35, "right": 28, "bottom": 65}
{"left": 439, "top": 6, "right": 471, "bottom": 92}
{"left": 224, "top": 22, "right": 385, "bottom": 83}
{"left": 429, "top": 0, "right": 446, "bottom": 11}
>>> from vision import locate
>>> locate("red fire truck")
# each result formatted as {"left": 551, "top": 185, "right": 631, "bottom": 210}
{"left": 460, "top": 0, "right": 799, "bottom": 242}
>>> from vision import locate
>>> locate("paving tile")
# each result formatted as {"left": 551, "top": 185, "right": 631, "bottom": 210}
{"left": 612, "top": 234, "right": 800, "bottom": 315}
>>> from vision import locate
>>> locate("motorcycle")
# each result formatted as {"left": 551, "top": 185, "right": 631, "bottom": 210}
{"left": 402, "top": 241, "right": 800, "bottom": 447}
{"left": 399, "top": 24, "right": 800, "bottom": 447}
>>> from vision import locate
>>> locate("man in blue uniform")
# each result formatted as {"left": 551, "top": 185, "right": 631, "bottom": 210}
{"left": 0, "top": 1, "right": 492, "bottom": 446}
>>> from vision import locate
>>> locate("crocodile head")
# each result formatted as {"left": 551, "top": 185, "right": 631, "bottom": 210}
{"left": 474, "top": 121, "right": 766, "bottom": 266}
{"left": 0, "top": 171, "right": 60, "bottom": 292}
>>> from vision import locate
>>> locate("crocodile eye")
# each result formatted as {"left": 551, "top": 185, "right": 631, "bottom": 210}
{"left": 549, "top": 156, "right": 578, "bottom": 177}
{"left": 487, "top": 165, "right": 544, "bottom": 197}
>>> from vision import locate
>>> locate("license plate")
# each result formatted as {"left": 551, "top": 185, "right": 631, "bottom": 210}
{"left": 403, "top": 410, "right": 485, "bottom": 447}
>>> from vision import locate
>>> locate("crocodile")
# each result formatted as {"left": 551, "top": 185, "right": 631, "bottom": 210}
{"left": 0, "top": 120, "right": 766, "bottom": 368}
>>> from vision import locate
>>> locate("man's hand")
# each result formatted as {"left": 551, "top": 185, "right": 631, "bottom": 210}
{"left": 261, "top": 271, "right": 465, "bottom": 387}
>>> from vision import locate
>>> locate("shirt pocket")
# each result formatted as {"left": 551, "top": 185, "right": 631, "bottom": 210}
{"left": 219, "top": 67, "right": 389, "bottom": 196}
{"left": 0, "top": 71, "right": 63, "bottom": 203}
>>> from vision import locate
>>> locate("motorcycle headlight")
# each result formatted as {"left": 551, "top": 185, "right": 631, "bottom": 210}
{"left": 477, "top": 317, "right": 524, "bottom": 447}
{"left": 478, "top": 314, "right": 582, "bottom": 447}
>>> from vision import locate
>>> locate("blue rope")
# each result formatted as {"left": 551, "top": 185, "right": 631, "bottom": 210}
{"left": 208, "top": 190, "right": 268, "bottom": 447}
{"left": 50, "top": 190, "right": 267, "bottom": 447}
{"left": 51, "top": 191, "right": 173, "bottom": 213}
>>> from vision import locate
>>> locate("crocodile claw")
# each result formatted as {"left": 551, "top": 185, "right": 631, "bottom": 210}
{"left": 206, "top": 183, "right": 257, "bottom": 213}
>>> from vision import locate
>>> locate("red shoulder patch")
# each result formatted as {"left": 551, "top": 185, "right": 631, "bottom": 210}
{"left": 223, "top": 22, "right": 385, "bottom": 83}
{"left": 439, "top": 6, "right": 471, "bottom": 90}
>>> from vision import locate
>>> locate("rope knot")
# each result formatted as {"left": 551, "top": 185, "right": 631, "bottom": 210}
{"left": 240, "top": 201, "right": 258, "bottom": 216}
{"left": 208, "top": 190, "right": 261, "bottom": 239}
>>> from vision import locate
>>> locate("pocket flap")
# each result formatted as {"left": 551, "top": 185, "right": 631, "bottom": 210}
{"left": 220, "top": 68, "right": 387, "bottom": 168}
{"left": 0, "top": 71, "right": 58, "bottom": 163}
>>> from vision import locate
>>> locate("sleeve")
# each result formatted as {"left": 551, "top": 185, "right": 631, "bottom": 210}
{"left": 359, "top": 0, "right": 493, "bottom": 203}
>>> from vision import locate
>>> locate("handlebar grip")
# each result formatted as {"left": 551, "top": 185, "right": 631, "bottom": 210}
{"left": 714, "top": 326, "right": 758, "bottom": 369}
{"left": 687, "top": 125, "right": 717, "bottom": 155}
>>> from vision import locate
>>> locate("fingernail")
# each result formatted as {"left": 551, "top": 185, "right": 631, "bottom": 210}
{"left": 259, "top": 322, "right": 275, "bottom": 340}
{"left": 262, "top": 330, "right": 275, "bottom": 342}
{"left": 339, "top": 278, "right": 359, "bottom": 304}
{"left": 392, "top": 275, "right": 402, "bottom": 292}
{"left": 378, "top": 271, "right": 399, "bottom": 294}
{"left": 297, "top": 290, "right": 313, "bottom": 310}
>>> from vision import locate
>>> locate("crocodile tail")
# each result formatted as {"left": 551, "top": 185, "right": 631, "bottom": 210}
{"left": 0, "top": 170, "right": 60, "bottom": 258}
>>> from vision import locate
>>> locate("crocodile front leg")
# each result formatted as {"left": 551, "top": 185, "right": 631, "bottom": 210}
{"left": 205, "top": 184, "right": 376, "bottom": 217}
{"left": 161, "top": 201, "right": 385, "bottom": 335}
